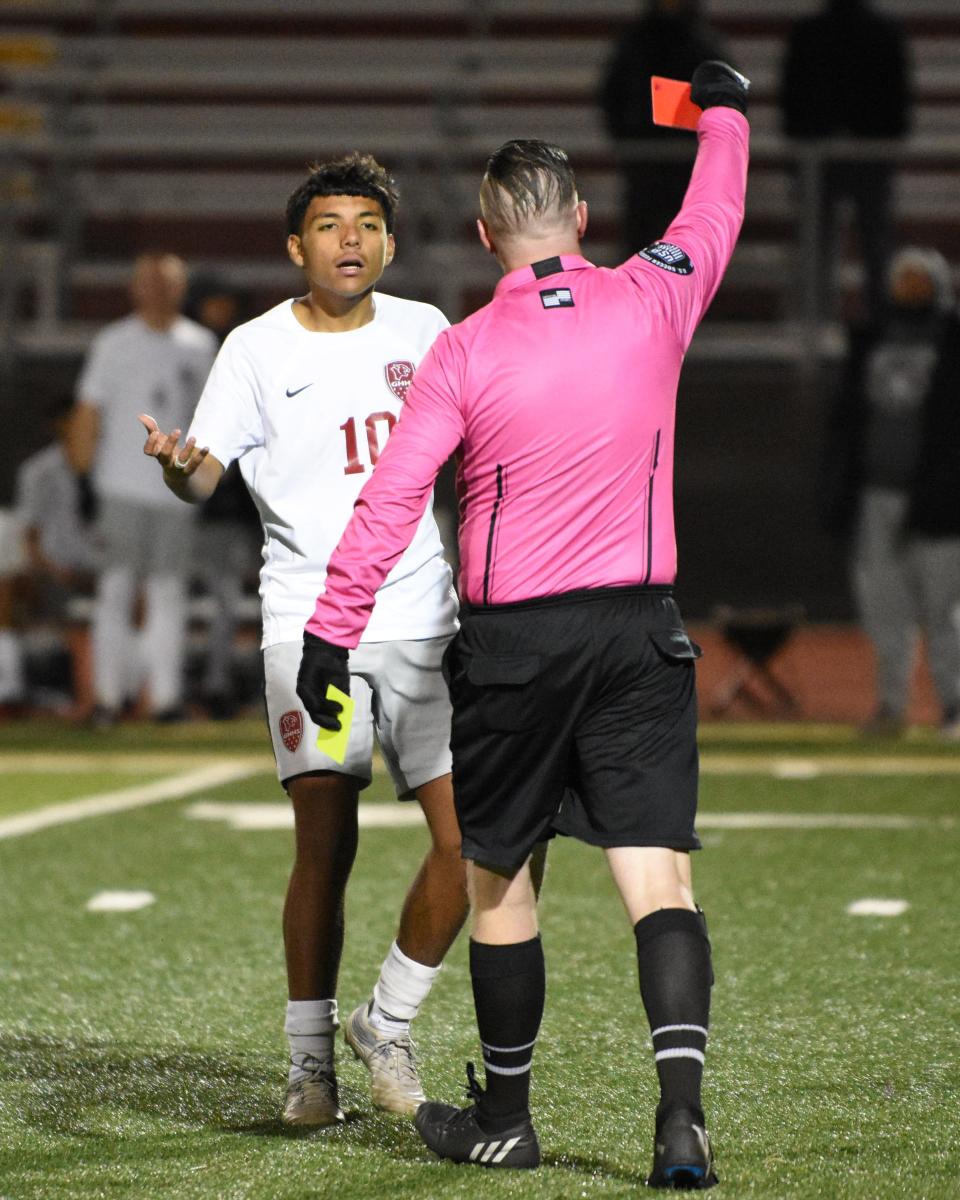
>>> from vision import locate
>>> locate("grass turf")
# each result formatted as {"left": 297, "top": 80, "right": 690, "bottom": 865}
{"left": 0, "top": 738, "right": 957, "bottom": 1198}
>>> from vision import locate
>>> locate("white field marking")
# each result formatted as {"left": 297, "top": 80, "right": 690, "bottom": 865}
{"left": 0, "top": 752, "right": 274, "bottom": 773}
{"left": 0, "top": 762, "right": 260, "bottom": 840}
{"left": 700, "top": 755, "right": 960, "bottom": 776}
{"left": 697, "top": 813, "right": 930, "bottom": 830}
{"left": 183, "top": 802, "right": 954, "bottom": 834}
{"left": 771, "top": 760, "right": 822, "bottom": 780}
{"left": 86, "top": 890, "right": 156, "bottom": 913}
{"left": 846, "top": 898, "right": 910, "bottom": 917}
{"left": 186, "top": 801, "right": 426, "bottom": 831}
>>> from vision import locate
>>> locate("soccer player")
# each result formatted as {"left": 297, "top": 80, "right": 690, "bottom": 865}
{"left": 297, "top": 63, "right": 749, "bottom": 1184}
{"left": 140, "top": 154, "right": 468, "bottom": 1126}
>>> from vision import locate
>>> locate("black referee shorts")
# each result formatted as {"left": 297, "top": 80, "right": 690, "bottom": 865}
{"left": 445, "top": 586, "right": 701, "bottom": 871}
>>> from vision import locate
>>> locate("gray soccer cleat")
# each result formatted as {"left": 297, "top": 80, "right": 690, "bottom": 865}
{"left": 344, "top": 1001, "right": 427, "bottom": 1115}
{"left": 281, "top": 1061, "right": 344, "bottom": 1127}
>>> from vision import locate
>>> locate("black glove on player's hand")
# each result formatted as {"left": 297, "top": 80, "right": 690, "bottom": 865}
{"left": 296, "top": 632, "right": 350, "bottom": 731}
{"left": 691, "top": 60, "right": 750, "bottom": 116}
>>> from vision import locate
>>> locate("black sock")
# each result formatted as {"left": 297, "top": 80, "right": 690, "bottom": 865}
{"left": 634, "top": 907, "right": 712, "bottom": 1123}
{"left": 469, "top": 935, "right": 545, "bottom": 1132}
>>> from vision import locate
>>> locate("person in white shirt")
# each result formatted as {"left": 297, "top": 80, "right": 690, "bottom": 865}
{"left": 139, "top": 154, "right": 468, "bottom": 1127}
{"left": 70, "top": 253, "right": 219, "bottom": 721}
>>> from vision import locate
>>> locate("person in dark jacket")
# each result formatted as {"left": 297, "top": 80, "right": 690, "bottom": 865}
{"left": 600, "top": 0, "right": 728, "bottom": 255}
{"left": 780, "top": 0, "right": 912, "bottom": 320}
{"left": 826, "top": 247, "right": 960, "bottom": 737}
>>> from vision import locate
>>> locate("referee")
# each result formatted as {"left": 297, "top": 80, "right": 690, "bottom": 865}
{"left": 298, "top": 61, "right": 749, "bottom": 1186}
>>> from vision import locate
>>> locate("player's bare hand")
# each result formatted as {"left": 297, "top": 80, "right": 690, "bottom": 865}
{"left": 138, "top": 413, "right": 209, "bottom": 476}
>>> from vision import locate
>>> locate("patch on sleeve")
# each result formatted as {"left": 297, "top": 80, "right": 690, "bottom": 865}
{"left": 637, "top": 241, "right": 694, "bottom": 276}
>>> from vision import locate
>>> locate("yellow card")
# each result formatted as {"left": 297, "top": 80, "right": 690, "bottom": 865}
{"left": 315, "top": 684, "right": 355, "bottom": 764}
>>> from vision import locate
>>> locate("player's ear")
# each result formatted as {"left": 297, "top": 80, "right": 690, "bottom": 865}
{"left": 576, "top": 200, "right": 588, "bottom": 240}
{"left": 287, "top": 233, "right": 304, "bottom": 269}
{"left": 384, "top": 232, "right": 396, "bottom": 267}
{"left": 477, "top": 218, "right": 496, "bottom": 256}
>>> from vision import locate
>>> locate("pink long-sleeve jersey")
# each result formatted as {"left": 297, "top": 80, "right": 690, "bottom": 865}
{"left": 307, "top": 107, "right": 749, "bottom": 647}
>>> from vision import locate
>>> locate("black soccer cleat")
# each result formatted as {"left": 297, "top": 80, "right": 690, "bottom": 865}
{"left": 646, "top": 1107, "right": 718, "bottom": 1190}
{"left": 414, "top": 1062, "right": 541, "bottom": 1169}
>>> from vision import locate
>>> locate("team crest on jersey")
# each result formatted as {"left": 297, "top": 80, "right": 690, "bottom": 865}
{"left": 385, "top": 360, "right": 415, "bottom": 402}
{"left": 637, "top": 241, "right": 694, "bottom": 276}
{"left": 279, "top": 710, "right": 304, "bottom": 753}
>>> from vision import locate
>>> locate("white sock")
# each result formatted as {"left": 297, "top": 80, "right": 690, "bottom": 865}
{"left": 285, "top": 999, "right": 337, "bottom": 1084}
{"left": 371, "top": 941, "right": 441, "bottom": 1030}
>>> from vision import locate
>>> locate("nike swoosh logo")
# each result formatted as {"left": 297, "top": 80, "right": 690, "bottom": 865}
{"left": 285, "top": 383, "right": 313, "bottom": 397}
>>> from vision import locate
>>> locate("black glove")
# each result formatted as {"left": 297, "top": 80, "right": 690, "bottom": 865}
{"left": 296, "top": 632, "right": 350, "bottom": 731}
{"left": 76, "top": 472, "right": 99, "bottom": 524}
{"left": 691, "top": 60, "right": 750, "bottom": 116}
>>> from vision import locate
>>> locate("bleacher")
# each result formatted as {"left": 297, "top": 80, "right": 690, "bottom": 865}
{"left": 1, "top": 0, "right": 959, "bottom": 362}
{"left": 1, "top": 0, "right": 958, "bottom": 618}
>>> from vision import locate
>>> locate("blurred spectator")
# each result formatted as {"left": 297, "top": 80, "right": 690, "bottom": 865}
{"left": 0, "top": 368, "right": 31, "bottom": 713}
{"left": 0, "top": 506, "right": 25, "bottom": 714}
{"left": 69, "top": 253, "right": 218, "bottom": 724}
{"left": 16, "top": 394, "right": 101, "bottom": 719}
{"left": 185, "top": 275, "right": 261, "bottom": 718}
{"left": 599, "top": 0, "right": 728, "bottom": 255}
{"left": 780, "top": 0, "right": 912, "bottom": 322}
{"left": 825, "top": 247, "right": 960, "bottom": 737}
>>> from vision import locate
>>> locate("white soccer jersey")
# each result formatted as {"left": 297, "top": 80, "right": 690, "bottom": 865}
{"left": 188, "top": 292, "right": 458, "bottom": 648}
{"left": 78, "top": 314, "right": 218, "bottom": 509}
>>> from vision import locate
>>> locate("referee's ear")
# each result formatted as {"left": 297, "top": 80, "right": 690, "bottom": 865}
{"left": 576, "top": 200, "right": 588, "bottom": 240}
{"left": 477, "top": 218, "right": 496, "bottom": 257}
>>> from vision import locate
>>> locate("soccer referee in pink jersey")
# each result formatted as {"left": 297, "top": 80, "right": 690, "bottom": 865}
{"left": 298, "top": 62, "right": 749, "bottom": 1185}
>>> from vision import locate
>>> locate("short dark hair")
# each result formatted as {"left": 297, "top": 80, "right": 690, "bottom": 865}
{"left": 285, "top": 152, "right": 399, "bottom": 237}
{"left": 480, "top": 139, "right": 578, "bottom": 236}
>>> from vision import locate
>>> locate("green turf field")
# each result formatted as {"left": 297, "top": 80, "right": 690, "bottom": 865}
{"left": 0, "top": 721, "right": 957, "bottom": 1198}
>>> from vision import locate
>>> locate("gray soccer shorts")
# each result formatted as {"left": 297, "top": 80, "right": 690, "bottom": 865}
{"left": 264, "top": 636, "right": 454, "bottom": 797}
{"left": 97, "top": 497, "right": 194, "bottom": 575}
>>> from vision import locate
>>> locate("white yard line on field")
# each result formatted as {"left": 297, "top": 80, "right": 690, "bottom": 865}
{"left": 184, "top": 801, "right": 955, "bottom": 834}
{"left": 0, "top": 762, "right": 260, "bottom": 840}
{"left": 187, "top": 801, "right": 427, "bottom": 831}
{"left": 700, "top": 755, "right": 960, "bottom": 775}
{"left": 0, "top": 753, "right": 274, "bottom": 773}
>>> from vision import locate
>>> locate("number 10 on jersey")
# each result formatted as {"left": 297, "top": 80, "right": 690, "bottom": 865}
{"left": 340, "top": 411, "right": 397, "bottom": 475}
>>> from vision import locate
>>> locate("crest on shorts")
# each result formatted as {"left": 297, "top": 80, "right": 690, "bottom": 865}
{"left": 279, "top": 710, "right": 304, "bottom": 753}
{"left": 384, "top": 360, "right": 415, "bottom": 402}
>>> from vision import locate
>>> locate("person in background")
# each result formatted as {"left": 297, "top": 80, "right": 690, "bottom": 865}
{"left": 16, "top": 394, "right": 101, "bottom": 719}
{"left": 825, "top": 247, "right": 960, "bottom": 738}
{"left": 600, "top": 0, "right": 728, "bottom": 256}
{"left": 780, "top": 0, "right": 912, "bottom": 321}
{"left": 0, "top": 369, "right": 30, "bottom": 714}
{"left": 69, "top": 252, "right": 218, "bottom": 724}
{"left": 185, "top": 275, "right": 261, "bottom": 718}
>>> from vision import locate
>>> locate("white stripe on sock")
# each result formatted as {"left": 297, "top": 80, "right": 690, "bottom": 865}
{"left": 483, "top": 1059, "right": 533, "bottom": 1076}
{"left": 481, "top": 1037, "right": 537, "bottom": 1054}
{"left": 651, "top": 1024, "right": 708, "bottom": 1039}
{"left": 654, "top": 1047, "right": 705, "bottom": 1064}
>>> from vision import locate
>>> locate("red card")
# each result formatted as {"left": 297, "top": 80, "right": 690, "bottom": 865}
{"left": 651, "top": 76, "right": 702, "bottom": 131}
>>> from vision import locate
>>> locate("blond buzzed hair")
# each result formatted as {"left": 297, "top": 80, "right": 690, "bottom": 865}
{"left": 479, "top": 139, "right": 579, "bottom": 237}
